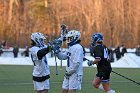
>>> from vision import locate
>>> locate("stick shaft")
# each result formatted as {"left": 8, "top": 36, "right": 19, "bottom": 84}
{"left": 55, "top": 55, "right": 58, "bottom": 75}
{"left": 112, "top": 70, "right": 140, "bottom": 85}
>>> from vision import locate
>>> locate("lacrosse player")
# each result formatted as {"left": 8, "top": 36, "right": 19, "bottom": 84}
{"left": 87, "top": 33, "right": 116, "bottom": 93}
{"left": 52, "top": 30, "right": 84, "bottom": 93}
{"left": 30, "top": 32, "right": 51, "bottom": 93}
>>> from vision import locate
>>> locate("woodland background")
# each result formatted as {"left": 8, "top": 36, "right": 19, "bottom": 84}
{"left": 0, "top": 0, "right": 140, "bottom": 48}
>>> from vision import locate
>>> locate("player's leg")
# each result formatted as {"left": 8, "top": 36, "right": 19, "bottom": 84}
{"left": 69, "top": 74, "right": 82, "bottom": 93}
{"left": 92, "top": 72, "right": 109, "bottom": 91}
{"left": 33, "top": 79, "right": 50, "bottom": 93}
{"left": 42, "top": 89, "right": 48, "bottom": 93}
{"left": 62, "top": 89, "right": 68, "bottom": 93}
{"left": 102, "top": 81, "right": 110, "bottom": 91}
{"left": 106, "top": 89, "right": 116, "bottom": 93}
{"left": 92, "top": 76, "right": 101, "bottom": 89}
{"left": 35, "top": 90, "right": 43, "bottom": 93}
{"left": 36, "top": 89, "right": 48, "bottom": 93}
{"left": 62, "top": 77, "right": 69, "bottom": 93}
{"left": 101, "top": 71, "right": 116, "bottom": 93}
{"left": 98, "top": 83, "right": 104, "bottom": 90}
{"left": 68, "top": 89, "right": 76, "bottom": 93}
{"left": 102, "top": 82, "right": 116, "bottom": 93}
{"left": 92, "top": 77, "right": 113, "bottom": 92}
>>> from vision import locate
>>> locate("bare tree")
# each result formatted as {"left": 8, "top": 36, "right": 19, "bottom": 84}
{"left": 0, "top": 0, "right": 140, "bottom": 48}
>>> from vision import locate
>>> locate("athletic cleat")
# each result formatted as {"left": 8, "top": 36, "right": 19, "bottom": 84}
{"left": 106, "top": 90, "right": 116, "bottom": 93}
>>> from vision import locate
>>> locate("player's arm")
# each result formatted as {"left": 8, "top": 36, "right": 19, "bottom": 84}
{"left": 90, "top": 58, "right": 100, "bottom": 64}
{"left": 65, "top": 62, "right": 80, "bottom": 76}
{"left": 87, "top": 46, "right": 102, "bottom": 66}
{"left": 37, "top": 47, "right": 50, "bottom": 60}
{"left": 87, "top": 58, "right": 101, "bottom": 66}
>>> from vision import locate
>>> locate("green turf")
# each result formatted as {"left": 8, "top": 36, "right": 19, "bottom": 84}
{"left": 0, "top": 65, "right": 140, "bottom": 93}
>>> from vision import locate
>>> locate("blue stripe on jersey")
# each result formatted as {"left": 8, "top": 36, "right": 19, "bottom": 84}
{"left": 67, "top": 52, "right": 71, "bottom": 67}
{"left": 44, "top": 56, "right": 48, "bottom": 65}
{"left": 31, "top": 54, "right": 36, "bottom": 66}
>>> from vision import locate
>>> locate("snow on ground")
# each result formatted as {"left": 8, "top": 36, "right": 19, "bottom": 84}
{"left": 0, "top": 48, "right": 140, "bottom": 68}
{"left": 111, "top": 53, "right": 140, "bottom": 68}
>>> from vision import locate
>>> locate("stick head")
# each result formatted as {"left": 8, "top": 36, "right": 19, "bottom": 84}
{"left": 60, "top": 24, "right": 68, "bottom": 37}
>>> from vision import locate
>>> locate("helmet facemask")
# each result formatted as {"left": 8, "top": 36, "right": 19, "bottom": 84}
{"left": 91, "top": 33, "right": 103, "bottom": 46}
{"left": 66, "top": 30, "right": 81, "bottom": 46}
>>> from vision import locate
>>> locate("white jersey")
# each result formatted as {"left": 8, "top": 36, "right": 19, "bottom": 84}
{"left": 66, "top": 44, "right": 84, "bottom": 75}
{"left": 30, "top": 45, "right": 50, "bottom": 77}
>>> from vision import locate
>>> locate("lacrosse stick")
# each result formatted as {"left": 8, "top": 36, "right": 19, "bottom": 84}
{"left": 50, "top": 24, "right": 68, "bottom": 74}
{"left": 55, "top": 53, "right": 58, "bottom": 75}
{"left": 85, "top": 57, "right": 140, "bottom": 85}
{"left": 60, "top": 24, "right": 68, "bottom": 69}
{"left": 112, "top": 70, "right": 140, "bottom": 85}
{"left": 48, "top": 41, "right": 60, "bottom": 75}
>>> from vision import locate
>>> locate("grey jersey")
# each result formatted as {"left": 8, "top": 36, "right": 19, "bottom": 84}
{"left": 30, "top": 45, "right": 50, "bottom": 77}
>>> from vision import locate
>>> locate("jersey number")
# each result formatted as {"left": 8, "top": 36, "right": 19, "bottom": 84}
{"left": 67, "top": 52, "right": 71, "bottom": 67}
{"left": 104, "top": 48, "right": 109, "bottom": 59}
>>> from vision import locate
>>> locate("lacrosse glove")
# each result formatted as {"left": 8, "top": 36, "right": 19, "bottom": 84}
{"left": 48, "top": 42, "right": 60, "bottom": 54}
{"left": 65, "top": 71, "right": 72, "bottom": 79}
{"left": 87, "top": 60, "right": 93, "bottom": 66}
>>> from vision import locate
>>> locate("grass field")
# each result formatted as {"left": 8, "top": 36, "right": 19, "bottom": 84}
{"left": 0, "top": 65, "right": 140, "bottom": 93}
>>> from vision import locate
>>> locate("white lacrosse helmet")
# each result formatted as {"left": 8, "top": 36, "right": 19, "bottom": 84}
{"left": 66, "top": 30, "right": 81, "bottom": 45}
{"left": 31, "top": 32, "right": 46, "bottom": 47}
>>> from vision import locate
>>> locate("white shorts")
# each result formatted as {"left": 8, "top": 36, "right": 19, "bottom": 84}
{"left": 62, "top": 73, "right": 83, "bottom": 90}
{"left": 33, "top": 79, "right": 50, "bottom": 90}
